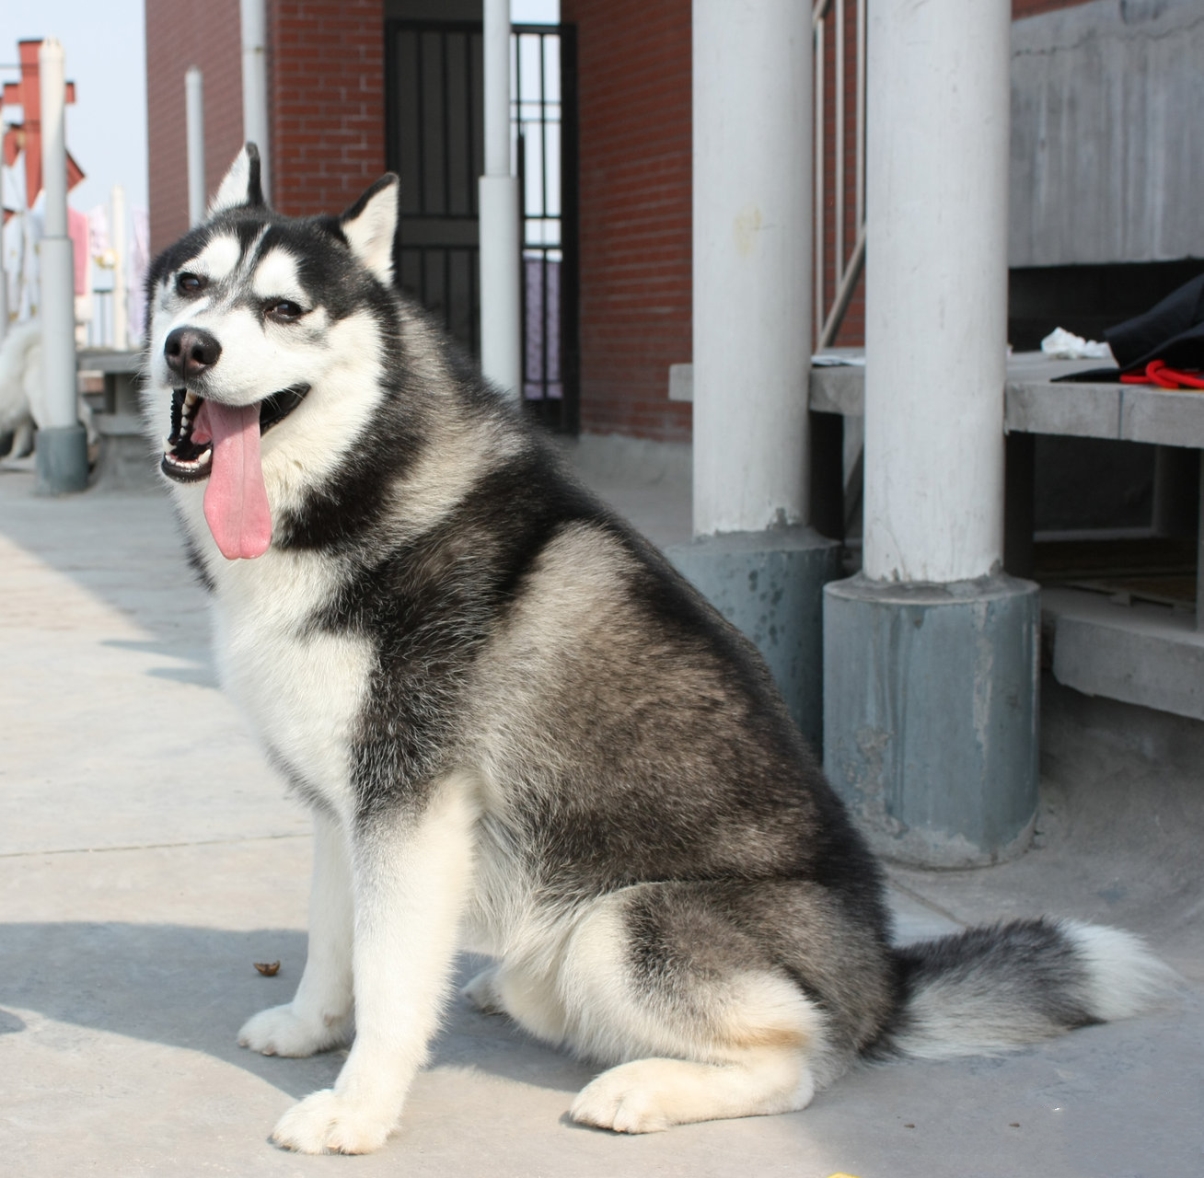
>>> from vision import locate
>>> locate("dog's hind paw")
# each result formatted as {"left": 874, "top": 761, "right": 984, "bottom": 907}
{"left": 238, "top": 1003, "right": 350, "bottom": 1057}
{"left": 271, "top": 1089, "right": 395, "bottom": 1155}
{"left": 570, "top": 1053, "right": 813, "bottom": 1134}
{"left": 570, "top": 1061, "right": 679, "bottom": 1133}
{"left": 462, "top": 966, "right": 505, "bottom": 1014}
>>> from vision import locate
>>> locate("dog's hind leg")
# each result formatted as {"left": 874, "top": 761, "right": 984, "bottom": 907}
{"left": 239, "top": 807, "right": 355, "bottom": 1056}
{"left": 570, "top": 1048, "right": 814, "bottom": 1134}
{"left": 270, "top": 774, "right": 477, "bottom": 1154}
{"left": 554, "top": 881, "right": 882, "bottom": 1133}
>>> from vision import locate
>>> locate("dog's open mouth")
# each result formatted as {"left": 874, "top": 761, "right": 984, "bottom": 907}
{"left": 161, "top": 384, "right": 310, "bottom": 561}
{"left": 161, "top": 385, "right": 309, "bottom": 483}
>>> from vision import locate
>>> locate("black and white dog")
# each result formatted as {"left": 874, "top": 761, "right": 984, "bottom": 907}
{"left": 142, "top": 145, "right": 1170, "bottom": 1154}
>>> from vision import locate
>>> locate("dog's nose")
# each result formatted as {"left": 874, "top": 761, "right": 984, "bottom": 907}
{"left": 164, "top": 327, "right": 222, "bottom": 381}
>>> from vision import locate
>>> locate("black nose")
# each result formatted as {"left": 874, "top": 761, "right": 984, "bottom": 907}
{"left": 164, "top": 327, "right": 222, "bottom": 381}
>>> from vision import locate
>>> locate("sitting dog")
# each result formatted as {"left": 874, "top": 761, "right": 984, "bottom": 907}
{"left": 141, "top": 145, "right": 1171, "bottom": 1154}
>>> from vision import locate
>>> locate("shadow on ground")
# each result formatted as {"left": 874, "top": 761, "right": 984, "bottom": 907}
{"left": 0, "top": 922, "right": 591, "bottom": 1102}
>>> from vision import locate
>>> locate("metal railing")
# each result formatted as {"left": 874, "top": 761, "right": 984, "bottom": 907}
{"left": 513, "top": 23, "right": 578, "bottom": 431}
{"left": 385, "top": 19, "right": 579, "bottom": 432}
{"left": 813, "top": 0, "right": 866, "bottom": 349}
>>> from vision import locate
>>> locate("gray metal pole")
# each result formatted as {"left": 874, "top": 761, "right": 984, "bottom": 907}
{"left": 35, "top": 37, "right": 88, "bottom": 495}
{"left": 186, "top": 68, "right": 206, "bottom": 227}
{"left": 478, "top": 0, "right": 521, "bottom": 398}
{"left": 240, "top": 0, "right": 270, "bottom": 201}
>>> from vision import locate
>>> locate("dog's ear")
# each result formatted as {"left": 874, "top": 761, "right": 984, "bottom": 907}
{"left": 339, "top": 175, "right": 399, "bottom": 285}
{"left": 209, "top": 144, "right": 266, "bottom": 216}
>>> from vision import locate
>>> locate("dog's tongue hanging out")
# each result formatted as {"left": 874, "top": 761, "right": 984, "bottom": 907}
{"left": 194, "top": 400, "right": 273, "bottom": 559}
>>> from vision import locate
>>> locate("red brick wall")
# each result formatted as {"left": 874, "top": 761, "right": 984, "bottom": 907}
{"left": 1013, "top": 0, "right": 1095, "bottom": 17}
{"left": 816, "top": 0, "right": 865, "bottom": 350}
{"left": 268, "top": 0, "right": 386, "bottom": 217}
{"left": 145, "top": 0, "right": 245, "bottom": 254}
{"left": 146, "top": 0, "right": 385, "bottom": 252}
{"left": 562, "top": 0, "right": 693, "bottom": 443}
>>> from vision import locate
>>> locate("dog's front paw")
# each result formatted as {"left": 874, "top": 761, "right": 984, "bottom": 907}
{"left": 238, "top": 1003, "right": 350, "bottom": 1057}
{"left": 271, "top": 1089, "right": 395, "bottom": 1155}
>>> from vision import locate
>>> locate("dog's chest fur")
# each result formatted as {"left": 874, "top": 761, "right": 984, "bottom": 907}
{"left": 198, "top": 530, "right": 544, "bottom": 944}
{"left": 206, "top": 545, "right": 374, "bottom": 817}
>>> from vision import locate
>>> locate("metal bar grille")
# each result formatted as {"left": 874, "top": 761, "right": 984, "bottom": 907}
{"left": 514, "top": 23, "right": 574, "bottom": 430}
{"left": 384, "top": 19, "right": 578, "bottom": 432}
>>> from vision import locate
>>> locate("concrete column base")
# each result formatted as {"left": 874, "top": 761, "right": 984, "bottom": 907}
{"left": 667, "top": 528, "right": 842, "bottom": 748}
{"left": 823, "top": 572, "right": 1040, "bottom": 867}
{"left": 34, "top": 424, "right": 90, "bottom": 496}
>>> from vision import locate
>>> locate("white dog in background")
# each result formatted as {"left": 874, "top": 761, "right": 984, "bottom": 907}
{"left": 0, "top": 320, "right": 95, "bottom": 459}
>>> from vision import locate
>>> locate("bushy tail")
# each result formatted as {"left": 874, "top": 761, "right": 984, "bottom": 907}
{"left": 880, "top": 917, "right": 1176, "bottom": 1060}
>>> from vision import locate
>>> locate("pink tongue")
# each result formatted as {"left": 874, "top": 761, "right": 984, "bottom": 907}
{"left": 196, "top": 400, "right": 272, "bottom": 560}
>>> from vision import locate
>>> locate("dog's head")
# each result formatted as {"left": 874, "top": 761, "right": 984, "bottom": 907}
{"left": 143, "top": 144, "right": 399, "bottom": 560}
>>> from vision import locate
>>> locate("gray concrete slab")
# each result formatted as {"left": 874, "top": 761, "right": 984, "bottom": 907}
{"left": 1044, "top": 586, "right": 1204, "bottom": 722}
{"left": 2, "top": 452, "right": 1202, "bottom": 1176}
{"left": 1010, "top": 0, "right": 1204, "bottom": 268}
{"left": 1004, "top": 379, "right": 1122, "bottom": 440}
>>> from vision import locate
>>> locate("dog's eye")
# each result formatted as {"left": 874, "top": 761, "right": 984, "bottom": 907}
{"left": 265, "top": 300, "right": 304, "bottom": 323}
{"left": 176, "top": 272, "right": 206, "bottom": 296}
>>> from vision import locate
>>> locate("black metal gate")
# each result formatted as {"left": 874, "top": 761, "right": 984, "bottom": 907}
{"left": 385, "top": 20, "right": 578, "bottom": 433}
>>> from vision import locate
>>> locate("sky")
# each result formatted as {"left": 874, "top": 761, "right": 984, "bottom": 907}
{"left": 2, "top": 0, "right": 558, "bottom": 224}
{"left": 2, "top": 0, "right": 148, "bottom": 218}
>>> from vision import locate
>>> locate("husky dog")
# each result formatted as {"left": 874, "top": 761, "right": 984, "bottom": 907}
{"left": 142, "top": 145, "right": 1171, "bottom": 1154}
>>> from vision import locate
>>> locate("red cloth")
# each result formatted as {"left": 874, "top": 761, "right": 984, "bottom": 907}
{"left": 1119, "top": 359, "right": 1204, "bottom": 390}
{"left": 68, "top": 205, "right": 89, "bottom": 296}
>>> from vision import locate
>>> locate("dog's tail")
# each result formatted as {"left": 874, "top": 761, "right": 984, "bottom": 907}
{"left": 876, "top": 917, "right": 1175, "bottom": 1060}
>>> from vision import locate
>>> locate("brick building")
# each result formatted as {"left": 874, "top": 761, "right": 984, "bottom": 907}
{"left": 144, "top": 0, "right": 1157, "bottom": 446}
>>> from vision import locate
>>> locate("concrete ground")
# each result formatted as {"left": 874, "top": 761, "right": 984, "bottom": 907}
{"left": 2, "top": 441, "right": 1202, "bottom": 1178}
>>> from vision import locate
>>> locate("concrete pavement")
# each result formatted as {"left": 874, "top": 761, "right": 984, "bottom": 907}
{"left": 1, "top": 446, "right": 1201, "bottom": 1177}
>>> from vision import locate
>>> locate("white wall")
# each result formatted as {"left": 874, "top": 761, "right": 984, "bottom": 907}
{"left": 1011, "top": 0, "right": 1204, "bottom": 266}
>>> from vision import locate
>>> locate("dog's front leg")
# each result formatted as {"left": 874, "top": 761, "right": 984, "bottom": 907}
{"left": 239, "top": 807, "right": 355, "bottom": 1056}
{"left": 270, "top": 777, "right": 477, "bottom": 1155}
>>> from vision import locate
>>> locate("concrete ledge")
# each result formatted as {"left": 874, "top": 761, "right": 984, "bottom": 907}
{"left": 667, "top": 527, "right": 841, "bottom": 748}
{"left": 34, "top": 424, "right": 89, "bottom": 495}
{"left": 824, "top": 572, "right": 1041, "bottom": 868}
{"left": 557, "top": 432, "right": 692, "bottom": 487}
{"left": 1043, "top": 586, "right": 1204, "bottom": 721}
{"left": 91, "top": 414, "right": 159, "bottom": 491}
{"left": 94, "top": 413, "right": 144, "bottom": 436}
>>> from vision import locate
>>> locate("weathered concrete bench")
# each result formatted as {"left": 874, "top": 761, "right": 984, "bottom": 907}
{"left": 76, "top": 348, "right": 154, "bottom": 488}
{"left": 673, "top": 352, "right": 1204, "bottom": 720}
{"left": 815, "top": 352, "right": 1204, "bottom": 722}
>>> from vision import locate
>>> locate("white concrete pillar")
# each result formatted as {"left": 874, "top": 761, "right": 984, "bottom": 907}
{"left": 186, "top": 68, "right": 206, "bottom": 227}
{"left": 36, "top": 37, "right": 88, "bottom": 493}
{"left": 240, "top": 0, "right": 270, "bottom": 201}
{"left": 111, "top": 185, "right": 128, "bottom": 350}
{"left": 692, "top": 0, "right": 812, "bottom": 537}
{"left": 862, "top": 0, "right": 1011, "bottom": 583}
{"left": 671, "top": 0, "right": 838, "bottom": 745}
{"left": 38, "top": 38, "right": 77, "bottom": 431}
{"left": 825, "top": 0, "right": 1037, "bottom": 867}
{"left": 479, "top": 0, "right": 522, "bottom": 398}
